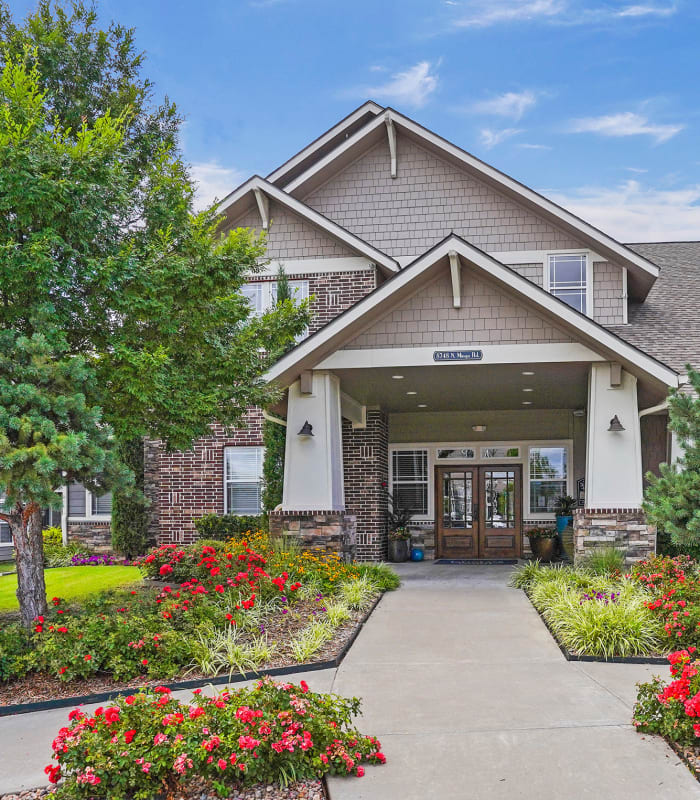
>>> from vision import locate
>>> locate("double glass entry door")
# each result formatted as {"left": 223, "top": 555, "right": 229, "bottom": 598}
{"left": 436, "top": 466, "right": 521, "bottom": 559}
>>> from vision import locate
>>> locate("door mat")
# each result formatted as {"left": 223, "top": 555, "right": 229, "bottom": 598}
{"left": 433, "top": 559, "right": 518, "bottom": 565}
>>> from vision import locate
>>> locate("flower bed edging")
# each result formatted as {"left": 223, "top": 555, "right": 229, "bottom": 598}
{"left": 524, "top": 589, "right": 669, "bottom": 665}
{"left": 0, "top": 593, "right": 384, "bottom": 718}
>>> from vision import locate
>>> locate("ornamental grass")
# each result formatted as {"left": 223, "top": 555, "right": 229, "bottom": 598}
{"left": 45, "top": 677, "right": 386, "bottom": 799}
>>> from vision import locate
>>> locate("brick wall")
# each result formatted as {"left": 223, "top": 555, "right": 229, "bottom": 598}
{"left": 146, "top": 409, "right": 264, "bottom": 545}
{"left": 344, "top": 269, "right": 572, "bottom": 349}
{"left": 342, "top": 410, "right": 389, "bottom": 561}
{"left": 304, "top": 135, "right": 587, "bottom": 257}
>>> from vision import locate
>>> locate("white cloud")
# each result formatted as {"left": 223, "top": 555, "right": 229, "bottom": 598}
{"left": 479, "top": 127, "right": 523, "bottom": 148}
{"left": 449, "top": 0, "right": 677, "bottom": 27}
{"left": 190, "top": 162, "right": 246, "bottom": 211}
{"left": 625, "top": 166, "right": 649, "bottom": 173}
{"left": 471, "top": 90, "right": 538, "bottom": 120}
{"left": 569, "top": 111, "right": 684, "bottom": 143}
{"left": 547, "top": 180, "right": 700, "bottom": 241}
{"left": 365, "top": 61, "right": 439, "bottom": 108}
{"left": 518, "top": 142, "right": 551, "bottom": 150}
{"left": 616, "top": 4, "right": 677, "bottom": 17}
{"left": 453, "top": 0, "right": 565, "bottom": 27}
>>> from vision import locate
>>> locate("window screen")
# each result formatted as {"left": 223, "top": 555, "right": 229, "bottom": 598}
{"left": 391, "top": 450, "right": 428, "bottom": 515}
{"left": 224, "top": 447, "right": 264, "bottom": 515}
{"left": 68, "top": 483, "right": 86, "bottom": 517}
{"left": 92, "top": 492, "right": 112, "bottom": 515}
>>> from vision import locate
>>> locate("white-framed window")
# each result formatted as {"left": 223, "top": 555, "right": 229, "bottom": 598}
{"left": 390, "top": 450, "right": 429, "bottom": 516}
{"left": 528, "top": 446, "right": 568, "bottom": 515}
{"left": 242, "top": 280, "right": 309, "bottom": 314}
{"left": 545, "top": 253, "right": 590, "bottom": 315}
{"left": 68, "top": 483, "right": 112, "bottom": 519}
{"left": 224, "top": 447, "right": 264, "bottom": 515}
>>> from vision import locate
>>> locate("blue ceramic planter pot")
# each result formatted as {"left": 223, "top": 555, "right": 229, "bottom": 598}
{"left": 556, "top": 515, "right": 572, "bottom": 534}
{"left": 410, "top": 547, "right": 424, "bottom": 562}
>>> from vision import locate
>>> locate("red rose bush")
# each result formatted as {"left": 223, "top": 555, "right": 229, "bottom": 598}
{"left": 46, "top": 677, "right": 385, "bottom": 799}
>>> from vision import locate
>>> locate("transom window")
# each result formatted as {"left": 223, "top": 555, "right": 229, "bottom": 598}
{"left": 548, "top": 254, "right": 587, "bottom": 314}
{"left": 529, "top": 446, "right": 567, "bottom": 514}
{"left": 391, "top": 450, "right": 428, "bottom": 516}
{"left": 224, "top": 447, "right": 264, "bottom": 515}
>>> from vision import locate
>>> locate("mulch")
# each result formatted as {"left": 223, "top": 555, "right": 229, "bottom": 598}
{"left": 0, "top": 778, "right": 327, "bottom": 799}
{"left": 667, "top": 739, "right": 700, "bottom": 784}
{"left": 0, "top": 599, "right": 370, "bottom": 708}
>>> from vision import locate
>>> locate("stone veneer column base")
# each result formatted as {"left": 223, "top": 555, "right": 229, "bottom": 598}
{"left": 269, "top": 511, "right": 357, "bottom": 562}
{"left": 67, "top": 521, "right": 112, "bottom": 553}
{"left": 573, "top": 508, "right": 656, "bottom": 567}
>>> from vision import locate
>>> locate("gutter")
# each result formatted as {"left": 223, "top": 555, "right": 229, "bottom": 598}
{"left": 262, "top": 409, "right": 287, "bottom": 427}
{"left": 639, "top": 400, "right": 668, "bottom": 419}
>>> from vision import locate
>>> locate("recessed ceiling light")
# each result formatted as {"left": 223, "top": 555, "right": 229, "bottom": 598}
{"left": 522, "top": 388, "right": 534, "bottom": 393}
{"left": 522, "top": 371, "right": 535, "bottom": 376}
{"left": 417, "top": 403, "right": 428, "bottom": 408}
{"left": 406, "top": 391, "right": 417, "bottom": 395}
{"left": 392, "top": 375, "right": 404, "bottom": 380}
{"left": 522, "top": 401, "right": 533, "bottom": 405}
{"left": 472, "top": 424, "right": 487, "bottom": 432}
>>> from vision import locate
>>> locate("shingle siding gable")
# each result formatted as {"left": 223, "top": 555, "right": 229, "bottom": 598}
{"left": 303, "top": 135, "right": 587, "bottom": 257}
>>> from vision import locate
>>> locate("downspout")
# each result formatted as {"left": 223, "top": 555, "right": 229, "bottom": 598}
{"left": 262, "top": 409, "right": 287, "bottom": 427}
{"left": 639, "top": 400, "right": 669, "bottom": 419}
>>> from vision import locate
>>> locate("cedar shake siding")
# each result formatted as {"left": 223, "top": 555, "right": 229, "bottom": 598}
{"left": 304, "top": 135, "right": 587, "bottom": 257}
{"left": 343, "top": 268, "right": 573, "bottom": 350}
{"left": 593, "top": 261, "right": 625, "bottom": 326}
{"left": 226, "top": 200, "right": 356, "bottom": 260}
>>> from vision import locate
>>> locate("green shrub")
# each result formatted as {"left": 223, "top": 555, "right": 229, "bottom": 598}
{"left": 355, "top": 562, "right": 401, "bottom": 591}
{"left": 46, "top": 679, "right": 386, "bottom": 797}
{"left": 193, "top": 513, "right": 268, "bottom": 540}
{"left": 42, "top": 527, "right": 62, "bottom": 547}
{"left": 111, "top": 436, "right": 149, "bottom": 558}
{"left": 584, "top": 546, "right": 626, "bottom": 576}
{"left": 0, "top": 623, "right": 32, "bottom": 681}
{"left": 338, "top": 575, "right": 378, "bottom": 611}
{"left": 289, "top": 620, "right": 334, "bottom": 662}
{"left": 42, "top": 528, "right": 91, "bottom": 568}
{"left": 542, "top": 581, "right": 664, "bottom": 658}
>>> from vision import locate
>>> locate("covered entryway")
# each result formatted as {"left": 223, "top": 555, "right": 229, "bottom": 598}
{"left": 436, "top": 466, "right": 521, "bottom": 559}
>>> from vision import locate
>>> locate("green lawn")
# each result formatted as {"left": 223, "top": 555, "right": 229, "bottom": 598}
{"left": 0, "top": 566, "right": 142, "bottom": 612}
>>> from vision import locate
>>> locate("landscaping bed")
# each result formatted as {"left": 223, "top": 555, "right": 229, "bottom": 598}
{"left": 0, "top": 533, "right": 399, "bottom": 710}
{"left": 510, "top": 553, "right": 700, "bottom": 660}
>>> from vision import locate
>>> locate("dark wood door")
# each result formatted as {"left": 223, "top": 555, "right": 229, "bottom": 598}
{"left": 436, "top": 467, "right": 478, "bottom": 558}
{"left": 436, "top": 465, "right": 521, "bottom": 559}
{"left": 478, "top": 466, "right": 521, "bottom": 559}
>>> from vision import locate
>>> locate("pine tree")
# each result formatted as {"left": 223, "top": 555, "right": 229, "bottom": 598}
{"left": 643, "top": 364, "right": 700, "bottom": 548}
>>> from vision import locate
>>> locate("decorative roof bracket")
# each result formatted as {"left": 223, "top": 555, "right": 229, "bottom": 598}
{"left": 253, "top": 187, "right": 270, "bottom": 230}
{"left": 385, "top": 113, "right": 397, "bottom": 179}
{"left": 449, "top": 250, "right": 462, "bottom": 308}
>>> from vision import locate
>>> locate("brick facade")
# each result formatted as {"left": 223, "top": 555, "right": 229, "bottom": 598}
{"left": 573, "top": 508, "right": 657, "bottom": 566}
{"left": 342, "top": 410, "right": 389, "bottom": 561}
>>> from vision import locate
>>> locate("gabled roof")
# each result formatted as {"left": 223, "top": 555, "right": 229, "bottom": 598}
{"left": 279, "top": 106, "right": 660, "bottom": 302}
{"left": 266, "top": 234, "right": 679, "bottom": 390}
{"left": 215, "top": 175, "right": 399, "bottom": 276}
{"left": 266, "top": 101, "right": 384, "bottom": 188}
{"left": 607, "top": 241, "right": 700, "bottom": 373}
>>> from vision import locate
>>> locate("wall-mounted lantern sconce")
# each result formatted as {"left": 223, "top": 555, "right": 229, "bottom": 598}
{"left": 608, "top": 415, "right": 625, "bottom": 432}
{"left": 297, "top": 420, "right": 314, "bottom": 437}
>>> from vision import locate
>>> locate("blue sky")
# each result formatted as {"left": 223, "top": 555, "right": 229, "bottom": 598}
{"left": 11, "top": 0, "right": 700, "bottom": 241}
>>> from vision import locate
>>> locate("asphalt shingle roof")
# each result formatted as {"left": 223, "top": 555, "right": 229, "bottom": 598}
{"left": 606, "top": 241, "right": 700, "bottom": 374}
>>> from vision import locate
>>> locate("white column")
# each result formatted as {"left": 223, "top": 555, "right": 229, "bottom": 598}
{"left": 282, "top": 371, "right": 345, "bottom": 511}
{"left": 585, "top": 362, "right": 643, "bottom": 508}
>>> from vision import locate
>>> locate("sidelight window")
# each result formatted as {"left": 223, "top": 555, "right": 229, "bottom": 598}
{"left": 529, "top": 446, "right": 568, "bottom": 514}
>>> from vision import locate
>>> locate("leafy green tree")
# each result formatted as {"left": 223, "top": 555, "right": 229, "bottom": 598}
{"left": 0, "top": 5, "right": 307, "bottom": 625}
{"left": 644, "top": 365, "right": 700, "bottom": 549}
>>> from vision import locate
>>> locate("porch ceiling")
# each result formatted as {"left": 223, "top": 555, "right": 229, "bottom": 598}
{"left": 335, "top": 362, "right": 590, "bottom": 413}
{"left": 334, "top": 361, "right": 666, "bottom": 413}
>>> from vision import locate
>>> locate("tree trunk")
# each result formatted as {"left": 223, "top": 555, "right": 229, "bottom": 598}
{"left": 9, "top": 504, "right": 47, "bottom": 628}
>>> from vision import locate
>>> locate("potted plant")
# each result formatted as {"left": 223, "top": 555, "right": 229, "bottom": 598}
{"left": 527, "top": 527, "right": 558, "bottom": 563}
{"left": 383, "top": 485, "right": 415, "bottom": 562}
{"left": 554, "top": 495, "right": 577, "bottom": 534}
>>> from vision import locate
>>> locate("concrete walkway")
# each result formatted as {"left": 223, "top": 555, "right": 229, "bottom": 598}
{"left": 327, "top": 563, "right": 700, "bottom": 800}
{"left": 1, "top": 564, "right": 698, "bottom": 798}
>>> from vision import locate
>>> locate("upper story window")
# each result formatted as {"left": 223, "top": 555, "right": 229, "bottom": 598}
{"left": 224, "top": 447, "right": 264, "bottom": 515}
{"left": 547, "top": 254, "right": 588, "bottom": 314}
{"left": 242, "top": 280, "right": 309, "bottom": 317}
